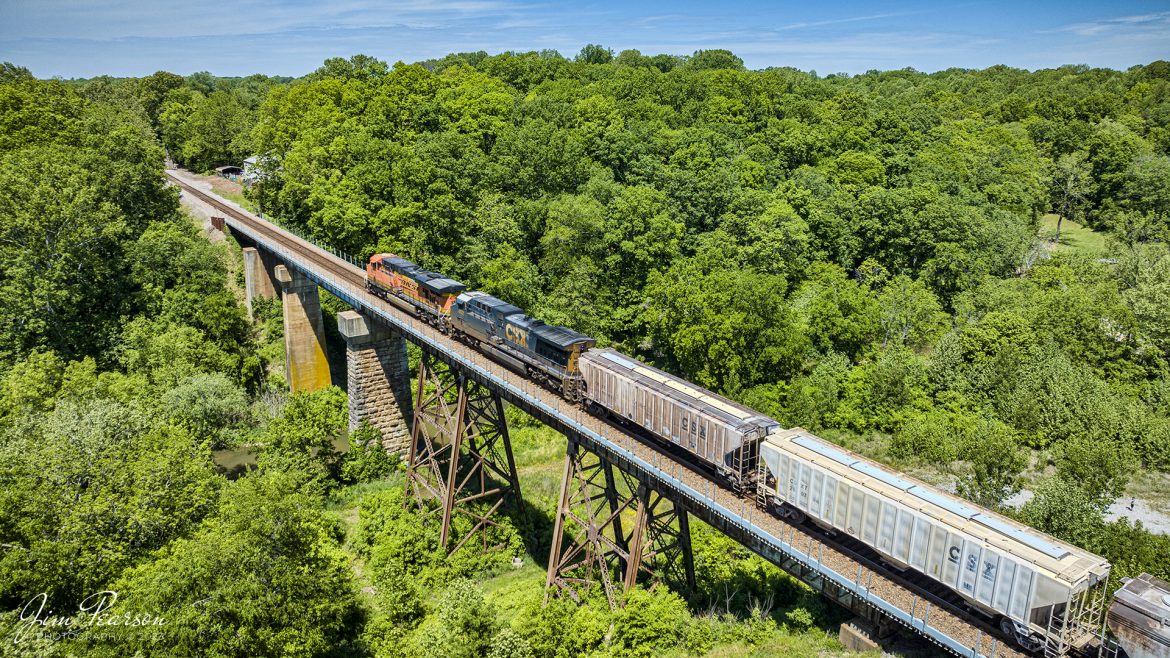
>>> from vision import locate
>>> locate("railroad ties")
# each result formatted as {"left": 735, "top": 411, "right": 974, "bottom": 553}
{"left": 166, "top": 169, "right": 1032, "bottom": 658}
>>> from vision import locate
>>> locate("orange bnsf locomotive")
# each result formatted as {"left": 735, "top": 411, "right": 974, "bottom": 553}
{"left": 365, "top": 254, "right": 466, "bottom": 332}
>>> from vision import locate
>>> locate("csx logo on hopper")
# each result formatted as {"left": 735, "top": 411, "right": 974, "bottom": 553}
{"left": 505, "top": 324, "right": 529, "bottom": 346}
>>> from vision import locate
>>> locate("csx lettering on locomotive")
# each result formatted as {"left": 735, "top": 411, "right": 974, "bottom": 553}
{"left": 505, "top": 324, "right": 529, "bottom": 346}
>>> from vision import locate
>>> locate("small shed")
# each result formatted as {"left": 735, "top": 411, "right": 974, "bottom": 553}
{"left": 215, "top": 165, "right": 244, "bottom": 178}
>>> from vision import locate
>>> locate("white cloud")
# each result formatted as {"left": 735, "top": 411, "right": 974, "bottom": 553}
{"left": 775, "top": 11, "right": 912, "bottom": 32}
{"left": 0, "top": 0, "right": 534, "bottom": 40}
{"left": 1046, "top": 10, "right": 1170, "bottom": 38}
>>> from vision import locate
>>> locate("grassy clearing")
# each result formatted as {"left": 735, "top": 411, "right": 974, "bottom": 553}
{"left": 1039, "top": 213, "right": 1110, "bottom": 256}
{"left": 1125, "top": 470, "right": 1170, "bottom": 514}
{"left": 218, "top": 187, "right": 257, "bottom": 212}
{"left": 479, "top": 561, "right": 547, "bottom": 625}
{"left": 189, "top": 172, "right": 257, "bottom": 211}
{"left": 510, "top": 422, "right": 569, "bottom": 509}
{"left": 667, "top": 631, "right": 847, "bottom": 658}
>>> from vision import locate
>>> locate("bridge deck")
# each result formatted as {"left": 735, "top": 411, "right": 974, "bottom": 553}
{"left": 168, "top": 170, "right": 1025, "bottom": 658}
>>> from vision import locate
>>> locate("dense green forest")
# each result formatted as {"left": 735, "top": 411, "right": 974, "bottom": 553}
{"left": 1, "top": 47, "right": 1169, "bottom": 657}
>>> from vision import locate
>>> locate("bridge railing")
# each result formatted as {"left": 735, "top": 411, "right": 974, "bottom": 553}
{"left": 195, "top": 179, "right": 1003, "bottom": 658}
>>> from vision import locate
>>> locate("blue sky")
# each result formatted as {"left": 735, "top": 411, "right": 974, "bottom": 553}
{"left": 1, "top": 1, "right": 1167, "bottom": 78}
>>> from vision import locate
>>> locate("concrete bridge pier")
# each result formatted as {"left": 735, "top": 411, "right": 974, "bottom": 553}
{"left": 242, "top": 246, "right": 277, "bottom": 320}
{"left": 274, "top": 264, "right": 332, "bottom": 393}
{"left": 838, "top": 617, "right": 883, "bottom": 653}
{"left": 337, "top": 310, "right": 413, "bottom": 454}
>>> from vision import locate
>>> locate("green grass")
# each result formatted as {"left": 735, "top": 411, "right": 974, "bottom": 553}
{"left": 325, "top": 475, "right": 406, "bottom": 513}
{"left": 662, "top": 629, "right": 848, "bottom": 658}
{"left": 1125, "top": 470, "right": 1170, "bottom": 514}
{"left": 222, "top": 189, "right": 258, "bottom": 212}
{"left": 510, "top": 423, "right": 570, "bottom": 509}
{"left": 479, "top": 561, "right": 547, "bottom": 625}
{"left": 1039, "top": 213, "right": 1110, "bottom": 256}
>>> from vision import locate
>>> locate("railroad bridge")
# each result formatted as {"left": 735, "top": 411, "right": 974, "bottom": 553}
{"left": 175, "top": 170, "right": 1038, "bottom": 658}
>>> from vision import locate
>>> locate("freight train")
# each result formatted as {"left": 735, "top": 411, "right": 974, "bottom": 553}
{"left": 364, "top": 252, "right": 1114, "bottom": 654}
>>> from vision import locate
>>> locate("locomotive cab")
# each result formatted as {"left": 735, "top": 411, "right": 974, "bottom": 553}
{"left": 366, "top": 253, "right": 465, "bottom": 329}
{"left": 415, "top": 274, "right": 466, "bottom": 314}
{"left": 366, "top": 253, "right": 418, "bottom": 292}
{"left": 451, "top": 292, "right": 523, "bottom": 344}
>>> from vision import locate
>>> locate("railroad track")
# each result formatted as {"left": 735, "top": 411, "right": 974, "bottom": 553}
{"left": 167, "top": 170, "right": 1030, "bottom": 658}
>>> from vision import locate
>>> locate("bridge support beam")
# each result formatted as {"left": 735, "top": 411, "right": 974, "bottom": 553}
{"left": 839, "top": 618, "right": 883, "bottom": 653}
{"left": 242, "top": 246, "right": 276, "bottom": 321}
{"left": 545, "top": 439, "right": 695, "bottom": 608}
{"left": 624, "top": 483, "right": 696, "bottom": 594}
{"left": 274, "top": 264, "right": 331, "bottom": 393}
{"left": 404, "top": 353, "right": 523, "bottom": 554}
{"left": 337, "top": 310, "right": 413, "bottom": 455}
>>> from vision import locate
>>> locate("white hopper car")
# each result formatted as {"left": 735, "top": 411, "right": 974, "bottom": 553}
{"left": 758, "top": 428, "right": 1111, "bottom": 652}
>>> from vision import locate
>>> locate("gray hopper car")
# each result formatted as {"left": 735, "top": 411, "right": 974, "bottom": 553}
{"left": 1108, "top": 573, "right": 1170, "bottom": 658}
{"left": 759, "top": 428, "right": 1111, "bottom": 652}
{"left": 578, "top": 348, "right": 777, "bottom": 488}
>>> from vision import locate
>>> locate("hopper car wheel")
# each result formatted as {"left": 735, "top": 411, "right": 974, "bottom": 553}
{"left": 1019, "top": 633, "right": 1043, "bottom": 653}
{"left": 999, "top": 617, "right": 1043, "bottom": 653}
{"left": 772, "top": 502, "right": 806, "bottom": 524}
{"left": 998, "top": 616, "right": 1013, "bottom": 637}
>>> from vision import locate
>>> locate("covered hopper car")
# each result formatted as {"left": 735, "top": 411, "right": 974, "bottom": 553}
{"left": 579, "top": 348, "right": 775, "bottom": 490}
{"left": 1107, "top": 573, "right": 1170, "bottom": 658}
{"left": 758, "top": 428, "right": 1111, "bottom": 652}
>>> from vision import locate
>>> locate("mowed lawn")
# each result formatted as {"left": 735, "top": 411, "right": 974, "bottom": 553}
{"left": 1039, "top": 213, "right": 1110, "bottom": 256}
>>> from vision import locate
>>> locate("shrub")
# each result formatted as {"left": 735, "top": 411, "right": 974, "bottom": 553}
{"left": 340, "top": 421, "right": 401, "bottom": 483}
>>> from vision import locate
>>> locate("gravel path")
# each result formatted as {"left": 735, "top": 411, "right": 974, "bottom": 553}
{"left": 1003, "top": 489, "right": 1170, "bottom": 535}
{"left": 175, "top": 173, "right": 247, "bottom": 243}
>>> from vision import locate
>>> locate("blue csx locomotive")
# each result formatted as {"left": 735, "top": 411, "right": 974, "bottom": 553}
{"left": 449, "top": 291, "right": 595, "bottom": 401}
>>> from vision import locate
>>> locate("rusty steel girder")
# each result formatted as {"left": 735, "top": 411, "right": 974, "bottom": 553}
{"left": 545, "top": 439, "right": 695, "bottom": 608}
{"left": 404, "top": 352, "right": 523, "bottom": 554}
{"left": 624, "top": 483, "right": 696, "bottom": 594}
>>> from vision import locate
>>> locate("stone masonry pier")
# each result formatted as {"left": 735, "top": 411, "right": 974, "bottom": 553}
{"left": 242, "top": 246, "right": 277, "bottom": 320}
{"left": 337, "top": 310, "right": 413, "bottom": 454}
